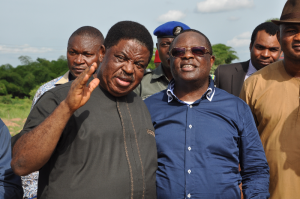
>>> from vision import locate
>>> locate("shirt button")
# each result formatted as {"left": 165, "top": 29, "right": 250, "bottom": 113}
{"left": 189, "top": 124, "right": 192, "bottom": 129}
{"left": 187, "top": 193, "right": 191, "bottom": 198}
{"left": 188, "top": 169, "right": 191, "bottom": 174}
{"left": 189, "top": 105, "right": 193, "bottom": 108}
{"left": 188, "top": 147, "right": 191, "bottom": 151}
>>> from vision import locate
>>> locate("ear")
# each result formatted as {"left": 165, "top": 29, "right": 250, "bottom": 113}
{"left": 99, "top": 45, "right": 106, "bottom": 62}
{"left": 249, "top": 43, "right": 253, "bottom": 51}
{"left": 210, "top": 55, "right": 215, "bottom": 69}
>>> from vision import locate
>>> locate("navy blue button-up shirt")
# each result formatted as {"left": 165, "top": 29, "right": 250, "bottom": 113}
{"left": 0, "top": 119, "right": 23, "bottom": 199}
{"left": 144, "top": 78, "right": 270, "bottom": 199}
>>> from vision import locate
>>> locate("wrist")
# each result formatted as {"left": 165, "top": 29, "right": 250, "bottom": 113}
{"left": 60, "top": 100, "right": 75, "bottom": 116}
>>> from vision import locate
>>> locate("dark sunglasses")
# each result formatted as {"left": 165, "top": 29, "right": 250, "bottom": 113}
{"left": 170, "top": 46, "right": 211, "bottom": 58}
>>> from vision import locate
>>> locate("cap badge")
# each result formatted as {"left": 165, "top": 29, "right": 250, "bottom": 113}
{"left": 173, "top": 26, "right": 183, "bottom": 36}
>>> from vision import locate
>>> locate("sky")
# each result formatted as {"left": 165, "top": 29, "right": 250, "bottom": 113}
{"left": 0, "top": 0, "right": 286, "bottom": 67}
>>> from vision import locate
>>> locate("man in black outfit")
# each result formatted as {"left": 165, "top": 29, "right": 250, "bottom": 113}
{"left": 214, "top": 22, "right": 282, "bottom": 96}
{"left": 11, "top": 21, "right": 157, "bottom": 199}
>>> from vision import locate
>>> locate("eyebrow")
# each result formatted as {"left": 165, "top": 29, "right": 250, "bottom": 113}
{"left": 255, "top": 44, "right": 280, "bottom": 49}
{"left": 283, "top": 25, "right": 299, "bottom": 30}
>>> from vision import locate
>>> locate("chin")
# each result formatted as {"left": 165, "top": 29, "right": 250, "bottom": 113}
{"left": 108, "top": 86, "right": 133, "bottom": 97}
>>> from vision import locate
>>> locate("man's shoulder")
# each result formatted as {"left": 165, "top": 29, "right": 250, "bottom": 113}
{"left": 244, "top": 60, "right": 283, "bottom": 87}
{"left": 144, "top": 90, "right": 167, "bottom": 105}
{"left": 0, "top": 118, "right": 8, "bottom": 132}
{"left": 38, "top": 81, "right": 72, "bottom": 102}
{"left": 38, "top": 76, "right": 63, "bottom": 92}
{"left": 214, "top": 87, "right": 251, "bottom": 113}
{"left": 217, "top": 61, "right": 249, "bottom": 71}
{"left": 215, "top": 87, "right": 246, "bottom": 103}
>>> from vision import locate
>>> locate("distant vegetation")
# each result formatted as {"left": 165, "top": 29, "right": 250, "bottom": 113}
{"left": 0, "top": 56, "right": 69, "bottom": 98}
{"left": 211, "top": 43, "right": 239, "bottom": 74}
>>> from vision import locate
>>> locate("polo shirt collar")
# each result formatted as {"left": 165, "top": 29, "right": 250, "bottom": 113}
{"left": 55, "top": 71, "right": 70, "bottom": 85}
{"left": 166, "top": 76, "right": 215, "bottom": 104}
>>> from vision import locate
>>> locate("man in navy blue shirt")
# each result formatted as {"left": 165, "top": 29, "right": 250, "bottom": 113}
{"left": 145, "top": 29, "right": 270, "bottom": 199}
{"left": 0, "top": 119, "right": 23, "bottom": 199}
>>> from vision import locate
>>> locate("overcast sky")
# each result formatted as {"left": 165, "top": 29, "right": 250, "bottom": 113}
{"left": 0, "top": 0, "right": 286, "bottom": 67}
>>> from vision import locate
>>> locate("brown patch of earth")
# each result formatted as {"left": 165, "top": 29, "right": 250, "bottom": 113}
{"left": 11, "top": 118, "right": 21, "bottom": 122}
{"left": 2, "top": 119, "right": 20, "bottom": 127}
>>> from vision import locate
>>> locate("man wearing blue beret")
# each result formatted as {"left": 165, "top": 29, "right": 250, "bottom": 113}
{"left": 134, "top": 21, "right": 190, "bottom": 100}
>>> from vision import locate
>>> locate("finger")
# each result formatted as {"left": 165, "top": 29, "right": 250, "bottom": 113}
{"left": 79, "top": 63, "right": 97, "bottom": 86}
{"left": 81, "top": 78, "right": 100, "bottom": 102}
{"left": 88, "top": 78, "right": 100, "bottom": 92}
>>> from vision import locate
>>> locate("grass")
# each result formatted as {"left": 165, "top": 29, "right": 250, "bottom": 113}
{"left": 0, "top": 95, "right": 32, "bottom": 136}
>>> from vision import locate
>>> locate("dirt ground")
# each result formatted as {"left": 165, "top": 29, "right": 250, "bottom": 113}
{"left": 2, "top": 118, "right": 26, "bottom": 136}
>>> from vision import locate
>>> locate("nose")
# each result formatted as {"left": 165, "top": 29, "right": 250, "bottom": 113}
{"left": 294, "top": 32, "right": 300, "bottom": 41}
{"left": 261, "top": 49, "right": 271, "bottom": 58}
{"left": 182, "top": 48, "right": 194, "bottom": 60}
{"left": 122, "top": 61, "right": 134, "bottom": 74}
{"left": 74, "top": 54, "right": 85, "bottom": 65}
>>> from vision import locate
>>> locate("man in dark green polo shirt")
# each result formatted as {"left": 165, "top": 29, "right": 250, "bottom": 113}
{"left": 134, "top": 21, "right": 190, "bottom": 100}
{"left": 11, "top": 21, "right": 157, "bottom": 199}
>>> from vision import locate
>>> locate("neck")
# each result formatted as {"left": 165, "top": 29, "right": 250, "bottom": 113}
{"left": 69, "top": 72, "right": 76, "bottom": 81}
{"left": 174, "top": 77, "right": 210, "bottom": 102}
{"left": 161, "top": 64, "right": 173, "bottom": 81}
{"left": 283, "top": 58, "right": 300, "bottom": 78}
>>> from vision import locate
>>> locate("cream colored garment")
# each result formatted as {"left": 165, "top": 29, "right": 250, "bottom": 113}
{"left": 240, "top": 60, "right": 300, "bottom": 199}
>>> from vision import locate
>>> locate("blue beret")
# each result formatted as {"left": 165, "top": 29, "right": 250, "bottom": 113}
{"left": 154, "top": 21, "right": 190, "bottom": 38}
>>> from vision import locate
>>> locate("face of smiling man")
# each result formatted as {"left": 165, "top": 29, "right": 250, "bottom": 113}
{"left": 99, "top": 39, "right": 150, "bottom": 97}
{"left": 170, "top": 32, "right": 215, "bottom": 85}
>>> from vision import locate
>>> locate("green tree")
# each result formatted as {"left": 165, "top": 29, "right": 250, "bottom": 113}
{"left": 0, "top": 55, "right": 69, "bottom": 98}
{"left": 0, "top": 82, "right": 7, "bottom": 95}
{"left": 266, "top": 18, "right": 279, "bottom": 22}
{"left": 211, "top": 44, "right": 239, "bottom": 74}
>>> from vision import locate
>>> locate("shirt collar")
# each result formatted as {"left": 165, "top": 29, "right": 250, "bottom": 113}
{"left": 245, "top": 60, "right": 257, "bottom": 78}
{"left": 166, "top": 76, "right": 215, "bottom": 104}
{"left": 55, "top": 71, "right": 70, "bottom": 85}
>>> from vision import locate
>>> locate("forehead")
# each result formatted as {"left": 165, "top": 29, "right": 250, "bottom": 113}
{"left": 157, "top": 37, "right": 174, "bottom": 43}
{"left": 110, "top": 39, "right": 150, "bottom": 56}
{"left": 254, "top": 30, "right": 280, "bottom": 46}
{"left": 173, "top": 32, "right": 207, "bottom": 47}
{"left": 68, "top": 35, "right": 98, "bottom": 49}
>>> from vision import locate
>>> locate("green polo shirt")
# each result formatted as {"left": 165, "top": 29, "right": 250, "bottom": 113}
{"left": 133, "top": 64, "right": 170, "bottom": 100}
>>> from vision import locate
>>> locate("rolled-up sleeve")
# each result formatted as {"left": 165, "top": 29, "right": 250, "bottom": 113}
{"left": 0, "top": 119, "right": 23, "bottom": 199}
{"left": 239, "top": 104, "right": 270, "bottom": 198}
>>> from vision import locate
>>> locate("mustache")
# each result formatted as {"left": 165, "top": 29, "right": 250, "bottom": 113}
{"left": 115, "top": 71, "right": 134, "bottom": 82}
{"left": 71, "top": 65, "right": 88, "bottom": 70}
{"left": 292, "top": 41, "right": 300, "bottom": 46}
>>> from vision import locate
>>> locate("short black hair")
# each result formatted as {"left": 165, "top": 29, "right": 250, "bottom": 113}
{"left": 169, "top": 29, "right": 213, "bottom": 54}
{"left": 104, "top": 21, "right": 153, "bottom": 63}
{"left": 69, "top": 26, "right": 104, "bottom": 44}
{"left": 251, "top": 22, "right": 279, "bottom": 45}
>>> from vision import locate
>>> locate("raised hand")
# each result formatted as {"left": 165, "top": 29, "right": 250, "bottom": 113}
{"left": 64, "top": 62, "right": 100, "bottom": 113}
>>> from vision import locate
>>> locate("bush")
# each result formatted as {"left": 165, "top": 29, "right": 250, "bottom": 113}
{"left": 0, "top": 82, "right": 7, "bottom": 95}
{"left": 0, "top": 95, "right": 12, "bottom": 104}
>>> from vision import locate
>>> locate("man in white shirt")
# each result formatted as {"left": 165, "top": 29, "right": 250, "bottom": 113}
{"left": 214, "top": 22, "right": 282, "bottom": 96}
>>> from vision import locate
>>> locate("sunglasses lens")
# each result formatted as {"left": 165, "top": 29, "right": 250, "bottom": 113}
{"left": 171, "top": 48, "right": 185, "bottom": 57}
{"left": 191, "top": 47, "right": 206, "bottom": 56}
